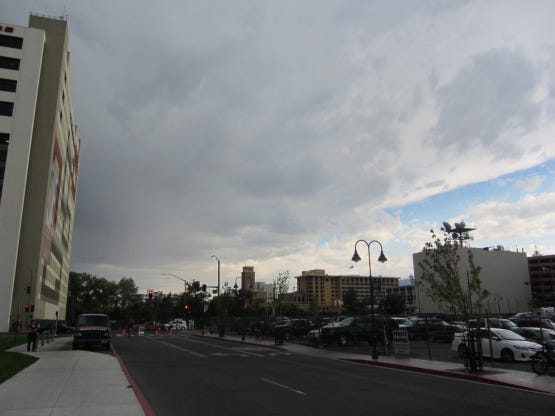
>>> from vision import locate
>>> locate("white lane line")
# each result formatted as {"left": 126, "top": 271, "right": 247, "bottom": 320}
{"left": 261, "top": 378, "right": 307, "bottom": 396}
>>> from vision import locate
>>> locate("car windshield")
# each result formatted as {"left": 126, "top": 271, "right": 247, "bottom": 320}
{"left": 493, "top": 328, "right": 526, "bottom": 341}
{"left": 77, "top": 315, "right": 109, "bottom": 326}
{"left": 338, "top": 317, "right": 354, "bottom": 326}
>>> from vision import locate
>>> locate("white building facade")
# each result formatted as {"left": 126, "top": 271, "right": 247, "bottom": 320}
{"left": 413, "top": 247, "right": 532, "bottom": 316}
{"left": 0, "top": 15, "right": 80, "bottom": 332}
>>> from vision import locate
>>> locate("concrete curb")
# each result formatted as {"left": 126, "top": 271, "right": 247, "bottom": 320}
{"left": 343, "top": 358, "right": 553, "bottom": 394}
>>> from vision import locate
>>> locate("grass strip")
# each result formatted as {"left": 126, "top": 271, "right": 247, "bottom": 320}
{"left": 0, "top": 335, "right": 39, "bottom": 384}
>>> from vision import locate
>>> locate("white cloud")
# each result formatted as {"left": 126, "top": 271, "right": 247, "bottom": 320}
{"left": 4, "top": 0, "right": 555, "bottom": 293}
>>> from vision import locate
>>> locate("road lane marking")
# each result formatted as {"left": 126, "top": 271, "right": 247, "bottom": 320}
{"left": 261, "top": 378, "right": 306, "bottom": 396}
{"left": 152, "top": 338, "right": 206, "bottom": 358}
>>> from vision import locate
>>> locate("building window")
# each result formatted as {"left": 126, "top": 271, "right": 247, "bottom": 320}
{"left": 0, "top": 78, "right": 17, "bottom": 92}
{"left": 0, "top": 101, "right": 14, "bottom": 116}
{"left": 0, "top": 34, "right": 23, "bottom": 49}
{"left": 0, "top": 56, "right": 20, "bottom": 71}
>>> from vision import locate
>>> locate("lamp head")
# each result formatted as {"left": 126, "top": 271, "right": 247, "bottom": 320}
{"left": 378, "top": 250, "right": 387, "bottom": 263}
{"left": 351, "top": 249, "right": 361, "bottom": 262}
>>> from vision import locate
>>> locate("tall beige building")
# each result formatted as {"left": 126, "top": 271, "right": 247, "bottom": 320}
{"left": 0, "top": 15, "right": 80, "bottom": 332}
{"left": 293, "top": 269, "right": 399, "bottom": 312}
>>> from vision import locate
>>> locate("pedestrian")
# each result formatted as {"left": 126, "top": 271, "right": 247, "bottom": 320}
{"left": 127, "top": 319, "right": 134, "bottom": 337}
{"left": 27, "top": 320, "right": 38, "bottom": 352}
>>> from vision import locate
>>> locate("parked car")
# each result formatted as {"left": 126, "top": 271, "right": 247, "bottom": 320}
{"left": 270, "top": 319, "right": 315, "bottom": 339}
{"left": 72, "top": 313, "right": 111, "bottom": 350}
{"left": 407, "top": 318, "right": 462, "bottom": 342}
{"left": 451, "top": 327, "right": 543, "bottom": 362}
{"left": 391, "top": 317, "right": 413, "bottom": 329}
{"left": 468, "top": 318, "right": 517, "bottom": 330}
{"left": 136, "top": 321, "right": 166, "bottom": 331}
{"left": 511, "top": 327, "right": 555, "bottom": 347}
{"left": 34, "top": 319, "right": 74, "bottom": 334}
{"left": 167, "top": 320, "right": 187, "bottom": 330}
{"left": 320, "top": 316, "right": 398, "bottom": 346}
{"left": 512, "top": 317, "right": 555, "bottom": 329}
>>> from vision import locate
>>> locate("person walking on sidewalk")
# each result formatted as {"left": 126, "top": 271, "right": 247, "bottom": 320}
{"left": 27, "top": 320, "right": 38, "bottom": 352}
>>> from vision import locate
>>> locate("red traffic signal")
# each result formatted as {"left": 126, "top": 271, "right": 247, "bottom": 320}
{"left": 184, "top": 304, "right": 189, "bottom": 311}
{"left": 24, "top": 304, "right": 30, "bottom": 312}
{"left": 148, "top": 289, "right": 153, "bottom": 299}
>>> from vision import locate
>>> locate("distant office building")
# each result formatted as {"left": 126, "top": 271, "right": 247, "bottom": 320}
{"left": 241, "top": 266, "right": 255, "bottom": 291}
{"left": 293, "top": 269, "right": 399, "bottom": 312}
{"left": 0, "top": 15, "right": 80, "bottom": 332}
{"left": 386, "top": 279, "right": 416, "bottom": 313}
{"left": 528, "top": 253, "right": 555, "bottom": 308}
{"left": 413, "top": 247, "right": 532, "bottom": 316}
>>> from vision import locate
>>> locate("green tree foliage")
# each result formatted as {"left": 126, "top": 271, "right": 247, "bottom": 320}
{"left": 342, "top": 288, "right": 364, "bottom": 315}
{"left": 378, "top": 293, "right": 406, "bottom": 315}
{"left": 67, "top": 272, "right": 140, "bottom": 322}
{"left": 418, "top": 228, "right": 489, "bottom": 322}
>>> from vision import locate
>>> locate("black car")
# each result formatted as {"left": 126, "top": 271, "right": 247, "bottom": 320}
{"left": 271, "top": 319, "right": 315, "bottom": 340}
{"left": 512, "top": 327, "right": 555, "bottom": 347}
{"left": 320, "top": 316, "right": 397, "bottom": 346}
{"left": 407, "top": 318, "right": 462, "bottom": 342}
{"left": 72, "top": 313, "right": 111, "bottom": 350}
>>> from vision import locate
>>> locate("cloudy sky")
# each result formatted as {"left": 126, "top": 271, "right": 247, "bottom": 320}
{"left": 5, "top": 1, "right": 555, "bottom": 294}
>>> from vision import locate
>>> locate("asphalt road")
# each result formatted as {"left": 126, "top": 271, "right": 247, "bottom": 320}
{"left": 113, "top": 333, "right": 554, "bottom": 416}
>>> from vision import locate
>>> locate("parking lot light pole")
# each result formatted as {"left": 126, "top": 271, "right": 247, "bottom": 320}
{"left": 352, "top": 239, "right": 387, "bottom": 360}
{"left": 211, "top": 255, "right": 221, "bottom": 297}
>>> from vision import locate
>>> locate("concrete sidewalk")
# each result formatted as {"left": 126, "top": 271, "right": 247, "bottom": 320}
{"left": 1, "top": 336, "right": 145, "bottom": 416}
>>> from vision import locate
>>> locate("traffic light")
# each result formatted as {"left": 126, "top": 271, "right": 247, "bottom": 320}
{"left": 31, "top": 304, "right": 35, "bottom": 312}
{"left": 24, "top": 304, "right": 30, "bottom": 312}
{"left": 201, "top": 284, "right": 207, "bottom": 292}
{"left": 26, "top": 286, "right": 31, "bottom": 294}
{"left": 148, "top": 289, "right": 153, "bottom": 299}
{"left": 184, "top": 304, "right": 189, "bottom": 312}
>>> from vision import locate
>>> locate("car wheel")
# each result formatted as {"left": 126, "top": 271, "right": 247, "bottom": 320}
{"left": 338, "top": 335, "right": 347, "bottom": 346}
{"left": 501, "top": 349, "right": 514, "bottom": 363}
{"left": 458, "top": 344, "right": 468, "bottom": 358}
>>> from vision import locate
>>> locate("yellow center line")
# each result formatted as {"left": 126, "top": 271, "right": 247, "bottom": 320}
{"left": 262, "top": 378, "right": 306, "bottom": 396}
{"left": 147, "top": 337, "right": 206, "bottom": 358}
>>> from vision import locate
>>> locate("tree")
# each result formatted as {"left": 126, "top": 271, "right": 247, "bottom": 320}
{"left": 379, "top": 293, "right": 406, "bottom": 315}
{"left": 67, "top": 272, "right": 140, "bottom": 323}
{"left": 342, "top": 288, "right": 364, "bottom": 315}
{"left": 418, "top": 228, "right": 489, "bottom": 322}
{"left": 272, "top": 270, "right": 291, "bottom": 316}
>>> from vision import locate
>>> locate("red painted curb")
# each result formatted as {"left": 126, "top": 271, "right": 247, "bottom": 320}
{"left": 113, "top": 348, "right": 156, "bottom": 416}
{"left": 343, "top": 358, "right": 552, "bottom": 394}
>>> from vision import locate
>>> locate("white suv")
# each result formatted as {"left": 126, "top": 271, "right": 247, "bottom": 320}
{"left": 167, "top": 320, "right": 187, "bottom": 330}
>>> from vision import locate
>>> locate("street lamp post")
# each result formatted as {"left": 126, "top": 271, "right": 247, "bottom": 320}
{"left": 211, "top": 255, "right": 220, "bottom": 297}
{"left": 160, "top": 273, "right": 190, "bottom": 293}
{"left": 351, "top": 239, "right": 387, "bottom": 360}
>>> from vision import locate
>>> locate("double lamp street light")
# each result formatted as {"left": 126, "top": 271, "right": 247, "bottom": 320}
{"left": 351, "top": 239, "right": 387, "bottom": 360}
